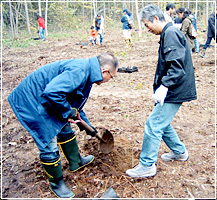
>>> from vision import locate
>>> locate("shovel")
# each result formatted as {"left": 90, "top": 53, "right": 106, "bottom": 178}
{"left": 100, "top": 187, "right": 119, "bottom": 198}
{"left": 70, "top": 117, "right": 114, "bottom": 153}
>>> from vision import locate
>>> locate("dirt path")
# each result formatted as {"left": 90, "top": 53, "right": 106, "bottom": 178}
{"left": 2, "top": 29, "right": 215, "bottom": 198}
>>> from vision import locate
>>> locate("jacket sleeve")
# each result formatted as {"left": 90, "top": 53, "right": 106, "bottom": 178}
{"left": 42, "top": 68, "right": 86, "bottom": 119}
{"left": 121, "top": 15, "right": 126, "bottom": 23}
{"left": 181, "top": 19, "right": 190, "bottom": 36}
{"left": 161, "top": 31, "right": 186, "bottom": 88}
{"left": 209, "top": 15, "right": 215, "bottom": 35}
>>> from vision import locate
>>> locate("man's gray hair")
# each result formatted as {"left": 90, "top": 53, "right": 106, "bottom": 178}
{"left": 140, "top": 4, "right": 165, "bottom": 22}
{"left": 97, "top": 53, "right": 119, "bottom": 71}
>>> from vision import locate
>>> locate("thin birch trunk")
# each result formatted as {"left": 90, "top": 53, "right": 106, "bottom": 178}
{"left": 45, "top": 0, "right": 48, "bottom": 36}
{"left": 135, "top": 0, "right": 141, "bottom": 37}
{"left": 9, "top": 0, "right": 15, "bottom": 40}
{"left": 38, "top": 0, "right": 41, "bottom": 16}
{"left": 24, "top": 0, "right": 31, "bottom": 35}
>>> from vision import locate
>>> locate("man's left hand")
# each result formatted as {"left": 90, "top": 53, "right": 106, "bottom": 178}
{"left": 153, "top": 85, "right": 168, "bottom": 106}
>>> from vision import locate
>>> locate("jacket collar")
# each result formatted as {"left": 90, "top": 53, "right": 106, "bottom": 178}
{"left": 160, "top": 22, "right": 173, "bottom": 40}
{"left": 88, "top": 57, "right": 103, "bottom": 83}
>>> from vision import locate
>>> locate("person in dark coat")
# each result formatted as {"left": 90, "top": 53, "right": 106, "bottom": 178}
{"left": 201, "top": 10, "right": 217, "bottom": 58}
{"left": 8, "top": 53, "right": 118, "bottom": 198}
{"left": 126, "top": 4, "right": 197, "bottom": 178}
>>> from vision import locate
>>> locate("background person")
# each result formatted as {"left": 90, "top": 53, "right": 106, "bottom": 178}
{"left": 94, "top": 14, "right": 104, "bottom": 45}
{"left": 90, "top": 25, "right": 99, "bottom": 45}
{"left": 121, "top": 8, "right": 133, "bottom": 49}
{"left": 164, "top": 3, "right": 176, "bottom": 23}
{"left": 180, "top": 9, "right": 195, "bottom": 52}
{"left": 8, "top": 53, "right": 118, "bottom": 198}
{"left": 174, "top": 7, "right": 184, "bottom": 29}
{"left": 126, "top": 4, "right": 197, "bottom": 178}
{"left": 37, "top": 15, "right": 46, "bottom": 41}
{"left": 200, "top": 9, "right": 217, "bottom": 58}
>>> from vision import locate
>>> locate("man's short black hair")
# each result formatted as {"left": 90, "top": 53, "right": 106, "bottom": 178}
{"left": 166, "top": 3, "right": 175, "bottom": 11}
{"left": 176, "top": 7, "right": 185, "bottom": 14}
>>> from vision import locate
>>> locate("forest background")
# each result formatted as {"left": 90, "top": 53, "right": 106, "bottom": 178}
{"left": 1, "top": 0, "right": 217, "bottom": 46}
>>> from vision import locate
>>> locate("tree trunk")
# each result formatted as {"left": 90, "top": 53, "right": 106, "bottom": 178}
{"left": 38, "top": 0, "right": 42, "bottom": 16}
{"left": 195, "top": 0, "right": 198, "bottom": 19}
{"left": 24, "top": 0, "right": 31, "bottom": 35}
{"left": 135, "top": 0, "right": 141, "bottom": 37}
{"left": 45, "top": 0, "right": 48, "bottom": 36}
{"left": 114, "top": 0, "right": 116, "bottom": 20}
{"left": 9, "top": 0, "right": 15, "bottom": 40}
{"left": 104, "top": 2, "right": 106, "bottom": 26}
{"left": 206, "top": 0, "right": 209, "bottom": 26}
{"left": 15, "top": 1, "right": 21, "bottom": 36}
{"left": 93, "top": 0, "right": 96, "bottom": 17}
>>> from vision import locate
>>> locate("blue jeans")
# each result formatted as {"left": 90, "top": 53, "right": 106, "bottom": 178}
{"left": 194, "top": 38, "right": 199, "bottom": 52}
{"left": 39, "top": 28, "right": 45, "bottom": 40}
{"left": 140, "top": 103, "right": 186, "bottom": 166}
{"left": 95, "top": 27, "right": 103, "bottom": 44}
{"left": 38, "top": 122, "right": 74, "bottom": 161}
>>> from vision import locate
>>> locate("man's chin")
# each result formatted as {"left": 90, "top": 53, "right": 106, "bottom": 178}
{"left": 96, "top": 81, "right": 102, "bottom": 85}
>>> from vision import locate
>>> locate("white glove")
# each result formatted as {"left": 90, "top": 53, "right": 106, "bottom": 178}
{"left": 152, "top": 85, "right": 168, "bottom": 106}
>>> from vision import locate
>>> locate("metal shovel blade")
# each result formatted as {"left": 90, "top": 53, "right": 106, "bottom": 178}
{"left": 101, "top": 187, "right": 119, "bottom": 198}
{"left": 98, "top": 128, "right": 114, "bottom": 154}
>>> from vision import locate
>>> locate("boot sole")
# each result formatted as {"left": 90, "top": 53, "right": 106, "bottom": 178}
{"left": 70, "top": 156, "right": 95, "bottom": 172}
{"left": 49, "top": 186, "right": 75, "bottom": 198}
{"left": 161, "top": 156, "right": 189, "bottom": 162}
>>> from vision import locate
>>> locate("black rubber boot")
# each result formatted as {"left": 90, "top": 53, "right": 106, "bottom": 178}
{"left": 41, "top": 156, "right": 75, "bottom": 198}
{"left": 58, "top": 135, "right": 95, "bottom": 172}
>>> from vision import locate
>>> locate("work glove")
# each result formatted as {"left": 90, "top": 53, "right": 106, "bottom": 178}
{"left": 152, "top": 85, "right": 168, "bottom": 106}
{"left": 68, "top": 108, "right": 78, "bottom": 119}
{"left": 85, "top": 126, "right": 98, "bottom": 137}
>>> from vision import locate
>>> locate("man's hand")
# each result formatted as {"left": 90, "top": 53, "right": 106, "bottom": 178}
{"left": 68, "top": 108, "right": 78, "bottom": 119}
{"left": 85, "top": 126, "right": 98, "bottom": 137}
{"left": 153, "top": 85, "right": 168, "bottom": 106}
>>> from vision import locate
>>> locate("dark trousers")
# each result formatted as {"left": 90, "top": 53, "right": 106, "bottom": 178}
{"left": 203, "top": 37, "right": 216, "bottom": 50}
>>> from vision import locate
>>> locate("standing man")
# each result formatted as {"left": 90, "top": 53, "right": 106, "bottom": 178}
{"left": 8, "top": 53, "right": 118, "bottom": 197}
{"left": 126, "top": 4, "right": 197, "bottom": 178}
{"left": 164, "top": 3, "right": 176, "bottom": 23}
{"left": 94, "top": 14, "right": 104, "bottom": 45}
{"left": 201, "top": 9, "right": 217, "bottom": 58}
{"left": 37, "top": 15, "right": 46, "bottom": 41}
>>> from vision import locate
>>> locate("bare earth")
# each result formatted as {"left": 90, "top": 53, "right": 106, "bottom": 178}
{"left": 1, "top": 29, "right": 215, "bottom": 198}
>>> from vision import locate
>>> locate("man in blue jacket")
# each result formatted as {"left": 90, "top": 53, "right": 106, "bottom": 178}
{"left": 8, "top": 53, "right": 118, "bottom": 198}
{"left": 201, "top": 9, "right": 217, "bottom": 58}
{"left": 126, "top": 4, "right": 197, "bottom": 178}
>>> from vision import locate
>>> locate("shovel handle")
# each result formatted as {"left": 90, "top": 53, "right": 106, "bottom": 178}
{"left": 77, "top": 118, "right": 107, "bottom": 143}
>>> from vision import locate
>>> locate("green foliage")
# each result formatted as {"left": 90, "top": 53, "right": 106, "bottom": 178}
{"left": 2, "top": 37, "right": 41, "bottom": 48}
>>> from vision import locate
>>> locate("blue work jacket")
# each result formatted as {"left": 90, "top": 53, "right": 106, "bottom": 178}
{"left": 8, "top": 57, "right": 103, "bottom": 149}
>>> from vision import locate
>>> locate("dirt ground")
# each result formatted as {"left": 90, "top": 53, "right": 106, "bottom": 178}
{"left": 1, "top": 28, "right": 216, "bottom": 199}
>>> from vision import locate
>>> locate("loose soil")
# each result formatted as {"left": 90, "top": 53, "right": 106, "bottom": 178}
{"left": 1, "top": 28, "right": 216, "bottom": 198}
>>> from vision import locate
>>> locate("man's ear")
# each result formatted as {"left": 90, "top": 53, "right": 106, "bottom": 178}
{"left": 153, "top": 16, "right": 160, "bottom": 23}
{"left": 101, "top": 68, "right": 108, "bottom": 73}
